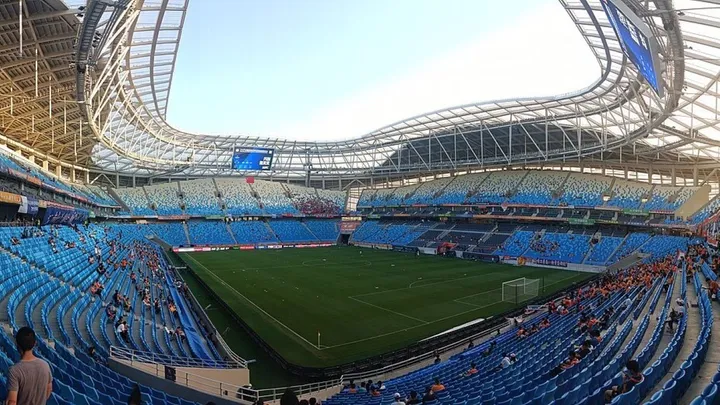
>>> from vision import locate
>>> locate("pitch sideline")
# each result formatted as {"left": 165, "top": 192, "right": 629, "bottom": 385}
{"left": 184, "top": 253, "right": 590, "bottom": 353}
{"left": 323, "top": 271, "right": 590, "bottom": 350}
{"left": 182, "top": 254, "right": 321, "bottom": 350}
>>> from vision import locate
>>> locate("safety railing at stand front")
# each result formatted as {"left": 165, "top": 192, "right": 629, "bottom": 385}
{"left": 110, "top": 346, "right": 247, "bottom": 369}
{"left": 111, "top": 346, "right": 259, "bottom": 402}
{"left": 216, "top": 333, "right": 248, "bottom": 365}
{"left": 256, "top": 378, "right": 345, "bottom": 402}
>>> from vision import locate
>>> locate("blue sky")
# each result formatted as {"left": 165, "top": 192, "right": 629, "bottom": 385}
{"left": 167, "top": 0, "right": 597, "bottom": 141}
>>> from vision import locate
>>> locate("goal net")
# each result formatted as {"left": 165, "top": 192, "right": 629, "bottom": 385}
{"left": 502, "top": 278, "right": 540, "bottom": 304}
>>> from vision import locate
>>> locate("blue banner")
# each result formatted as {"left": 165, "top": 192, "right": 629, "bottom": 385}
{"left": 26, "top": 197, "right": 38, "bottom": 216}
{"left": 165, "top": 273, "right": 213, "bottom": 360}
{"left": 18, "top": 196, "right": 39, "bottom": 216}
{"left": 42, "top": 205, "right": 88, "bottom": 225}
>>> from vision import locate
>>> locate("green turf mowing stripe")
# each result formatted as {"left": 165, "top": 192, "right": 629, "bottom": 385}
{"left": 181, "top": 246, "right": 593, "bottom": 367}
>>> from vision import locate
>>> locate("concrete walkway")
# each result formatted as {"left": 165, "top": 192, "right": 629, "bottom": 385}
{"left": 641, "top": 273, "right": 698, "bottom": 403}
{"left": 681, "top": 273, "right": 720, "bottom": 404}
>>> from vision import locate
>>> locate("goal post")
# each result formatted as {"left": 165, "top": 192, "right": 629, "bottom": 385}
{"left": 502, "top": 278, "right": 540, "bottom": 305}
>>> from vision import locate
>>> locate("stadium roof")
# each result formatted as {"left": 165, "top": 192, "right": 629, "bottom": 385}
{"left": 0, "top": 0, "right": 89, "bottom": 167}
{"left": 3, "top": 0, "right": 720, "bottom": 186}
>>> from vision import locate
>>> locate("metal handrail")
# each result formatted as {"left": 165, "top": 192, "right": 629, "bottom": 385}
{"left": 215, "top": 333, "right": 247, "bottom": 365}
{"left": 113, "top": 347, "right": 259, "bottom": 402}
{"left": 255, "top": 378, "right": 344, "bottom": 401}
{"left": 110, "top": 346, "right": 247, "bottom": 369}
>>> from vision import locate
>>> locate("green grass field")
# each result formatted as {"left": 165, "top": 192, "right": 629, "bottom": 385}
{"left": 180, "top": 246, "right": 592, "bottom": 367}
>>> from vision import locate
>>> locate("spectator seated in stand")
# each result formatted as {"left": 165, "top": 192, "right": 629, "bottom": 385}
{"left": 604, "top": 360, "right": 644, "bottom": 403}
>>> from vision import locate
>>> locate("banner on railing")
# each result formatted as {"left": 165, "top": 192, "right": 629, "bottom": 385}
{"left": 42, "top": 205, "right": 88, "bottom": 225}
{"left": 290, "top": 243, "right": 333, "bottom": 248}
{"left": 0, "top": 191, "right": 21, "bottom": 205}
{"left": 351, "top": 242, "right": 392, "bottom": 250}
{"left": 529, "top": 258, "right": 568, "bottom": 267}
{"left": 173, "top": 245, "right": 271, "bottom": 253}
{"left": 157, "top": 215, "right": 189, "bottom": 220}
{"left": 18, "top": 196, "right": 28, "bottom": 214}
{"left": 622, "top": 208, "right": 650, "bottom": 216}
{"left": 503, "top": 256, "right": 568, "bottom": 268}
{"left": 340, "top": 221, "right": 361, "bottom": 233}
{"left": 18, "top": 196, "right": 38, "bottom": 215}
{"left": 568, "top": 218, "right": 595, "bottom": 225}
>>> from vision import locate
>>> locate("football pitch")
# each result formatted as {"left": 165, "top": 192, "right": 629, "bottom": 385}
{"left": 180, "top": 246, "right": 593, "bottom": 367}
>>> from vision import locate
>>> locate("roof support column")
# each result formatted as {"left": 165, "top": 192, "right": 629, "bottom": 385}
{"left": 480, "top": 122, "right": 484, "bottom": 165}
{"left": 671, "top": 167, "right": 676, "bottom": 187}
{"left": 693, "top": 166, "right": 699, "bottom": 186}
{"left": 509, "top": 115, "right": 513, "bottom": 164}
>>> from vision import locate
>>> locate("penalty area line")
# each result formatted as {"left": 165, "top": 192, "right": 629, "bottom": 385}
{"left": 325, "top": 272, "right": 592, "bottom": 350}
{"left": 347, "top": 296, "right": 429, "bottom": 325}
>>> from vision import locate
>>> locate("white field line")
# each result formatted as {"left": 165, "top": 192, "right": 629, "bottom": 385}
{"left": 187, "top": 253, "right": 588, "bottom": 352}
{"left": 324, "top": 272, "right": 589, "bottom": 350}
{"left": 351, "top": 271, "right": 507, "bottom": 299}
{"left": 209, "top": 259, "right": 374, "bottom": 273}
{"left": 319, "top": 305, "right": 492, "bottom": 350}
{"left": 408, "top": 278, "right": 441, "bottom": 288}
{"left": 347, "top": 296, "right": 429, "bottom": 324}
{"left": 183, "top": 254, "right": 319, "bottom": 350}
{"left": 302, "top": 259, "right": 373, "bottom": 268}
{"left": 454, "top": 272, "right": 586, "bottom": 305}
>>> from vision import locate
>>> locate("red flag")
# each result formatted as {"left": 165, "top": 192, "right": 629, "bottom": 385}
{"left": 246, "top": 177, "right": 254, "bottom": 184}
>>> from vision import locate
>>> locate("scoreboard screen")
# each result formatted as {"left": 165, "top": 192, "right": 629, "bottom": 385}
{"left": 601, "top": 0, "right": 664, "bottom": 97}
{"left": 231, "top": 147, "right": 274, "bottom": 171}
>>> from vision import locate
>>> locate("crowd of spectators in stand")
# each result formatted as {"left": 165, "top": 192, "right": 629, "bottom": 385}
{"left": 47, "top": 223, "right": 198, "bottom": 346}
{"left": 529, "top": 236, "right": 560, "bottom": 254}
{"left": 335, "top": 248, "right": 686, "bottom": 404}
{"left": 541, "top": 253, "right": 682, "bottom": 402}
{"left": 294, "top": 196, "right": 342, "bottom": 215}
{"left": 340, "top": 379, "right": 443, "bottom": 404}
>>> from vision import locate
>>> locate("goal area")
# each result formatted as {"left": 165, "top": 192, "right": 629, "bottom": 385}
{"left": 502, "top": 278, "right": 540, "bottom": 304}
